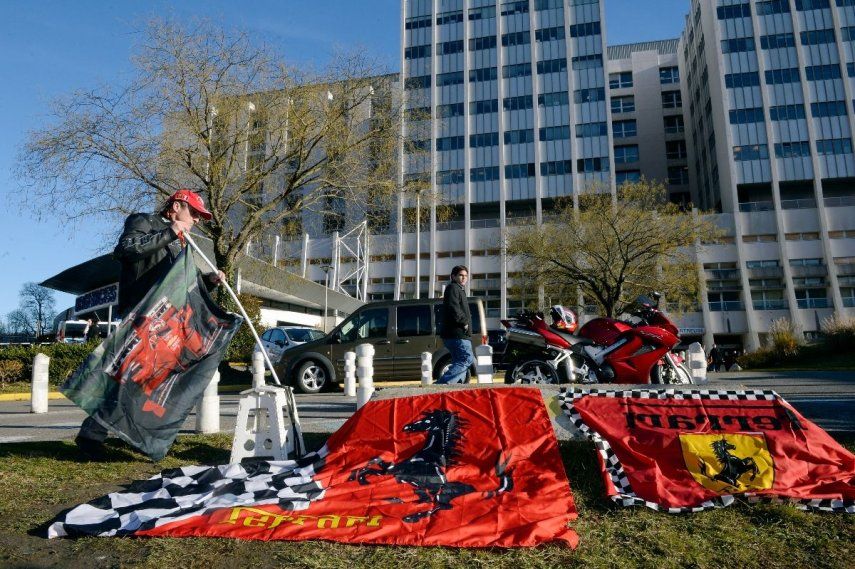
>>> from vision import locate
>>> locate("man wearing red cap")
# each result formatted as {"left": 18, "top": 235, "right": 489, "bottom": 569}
{"left": 111, "top": 189, "right": 222, "bottom": 317}
{"left": 75, "top": 189, "right": 223, "bottom": 459}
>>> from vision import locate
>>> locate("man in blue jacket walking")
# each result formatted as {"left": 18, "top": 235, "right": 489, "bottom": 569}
{"left": 438, "top": 265, "right": 473, "bottom": 384}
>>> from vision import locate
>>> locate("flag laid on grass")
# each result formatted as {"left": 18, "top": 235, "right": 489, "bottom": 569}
{"left": 559, "top": 389, "right": 855, "bottom": 513}
{"left": 49, "top": 388, "right": 579, "bottom": 548}
{"left": 62, "top": 250, "right": 242, "bottom": 461}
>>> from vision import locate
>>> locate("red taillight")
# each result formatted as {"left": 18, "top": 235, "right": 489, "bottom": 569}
{"left": 482, "top": 334, "right": 488, "bottom": 346}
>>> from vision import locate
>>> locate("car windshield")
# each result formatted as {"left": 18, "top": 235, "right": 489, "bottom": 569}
{"left": 64, "top": 323, "right": 87, "bottom": 338}
{"left": 285, "top": 328, "right": 324, "bottom": 342}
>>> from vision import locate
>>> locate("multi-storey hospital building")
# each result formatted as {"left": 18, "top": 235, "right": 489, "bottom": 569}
{"left": 281, "top": 0, "right": 855, "bottom": 353}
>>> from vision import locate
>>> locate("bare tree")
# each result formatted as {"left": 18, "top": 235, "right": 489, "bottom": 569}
{"left": 6, "top": 309, "right": 34, "bottom": 335}
{"left": 18, "top": 282, "right": 57, "bottom": 337}
{"left": 507, "top": 180, "right": 719, "bottom": 318}
{"left": 16, "top": 19, "right": 409, "bottom": 283}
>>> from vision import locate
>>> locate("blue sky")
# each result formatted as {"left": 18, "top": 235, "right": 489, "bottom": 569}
{"left": 0, "top": 0, "right": 689, "bottom": 319}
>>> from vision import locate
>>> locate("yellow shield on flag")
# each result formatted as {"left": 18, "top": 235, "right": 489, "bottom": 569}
{"left": 679, "top": 433, "right": 775, "bottom": 493}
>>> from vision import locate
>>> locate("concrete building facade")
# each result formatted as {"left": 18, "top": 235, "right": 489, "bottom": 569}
{"left": 678, "top": 0, "right": 855, "bottom": 349}
{"left": 273, "top": 0, "right": 855, "bottom": 353}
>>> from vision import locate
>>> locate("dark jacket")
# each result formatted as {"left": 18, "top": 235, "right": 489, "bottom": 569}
{"left": 114, "top": 213, "right": 183, "bottom": 317}
{"left": 440, "top": 281, "right": 472, "bottom": 340}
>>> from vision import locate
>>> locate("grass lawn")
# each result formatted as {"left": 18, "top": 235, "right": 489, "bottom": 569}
{"left": 0, "top": 432, "right": 852, "bottom": 569}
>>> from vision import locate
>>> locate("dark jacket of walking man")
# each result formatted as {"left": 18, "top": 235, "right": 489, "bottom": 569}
{"left": 74, "top": 189, "right": 223, "bottom": 460}
{"left": 437, "top": 265, "right": 474, "bottom": 384}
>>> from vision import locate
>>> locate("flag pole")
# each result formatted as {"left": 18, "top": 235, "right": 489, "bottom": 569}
{"left": 184, "top": 232, "right": 304, "bottom": 456}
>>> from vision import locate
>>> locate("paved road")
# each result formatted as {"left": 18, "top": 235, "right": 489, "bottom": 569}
{"left": 0, "top": 370, "right": 852, "bottom": 444}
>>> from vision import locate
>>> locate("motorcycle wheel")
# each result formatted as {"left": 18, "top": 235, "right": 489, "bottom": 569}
{"left": 674, "top": 362, "right": 693, "bottom": 385}
{"left": 504, "top": 360, "right": 559, "bottom": 385}
{"left": 651, "top": 362, "right": 694, "bottom": 385}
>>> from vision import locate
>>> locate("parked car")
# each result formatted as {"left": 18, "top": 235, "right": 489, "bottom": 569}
{"left": 56, "top": 320, "right": 117, "bottom": 343}
{"left": 255, "top": 326, "right": 326, "bottom": 364}
{"left": 277, "top": 298, "right": 487, "bottom": 393}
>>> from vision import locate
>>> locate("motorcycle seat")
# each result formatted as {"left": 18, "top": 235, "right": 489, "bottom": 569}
{"left": 550, "top": 328, "right": 594, "bottom": 346}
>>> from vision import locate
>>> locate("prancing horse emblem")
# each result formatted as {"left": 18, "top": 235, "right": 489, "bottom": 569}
{"left": 679, "top": 432, "right": 774, "bottom": 493}
{"left": 699, "top": 438, "right": 759, "bottom": 487}
{"left": 348, "top": 409, "right": 513, "bottom": 522}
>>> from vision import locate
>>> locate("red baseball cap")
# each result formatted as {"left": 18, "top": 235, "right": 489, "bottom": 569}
{"left": 168, "top": 189, "right": 212, "bottom": 220}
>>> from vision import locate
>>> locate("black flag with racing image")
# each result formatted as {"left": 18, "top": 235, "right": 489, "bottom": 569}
{"left": 62, "top": 249, "right": 242, "bottom": 460}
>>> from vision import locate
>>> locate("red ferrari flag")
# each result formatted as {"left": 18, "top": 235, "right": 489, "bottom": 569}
{"left": 50, "top": 388, "right": 578, "bottom": 548}
{"left": 559, "top": 389, "right": 855, "bottom": 513}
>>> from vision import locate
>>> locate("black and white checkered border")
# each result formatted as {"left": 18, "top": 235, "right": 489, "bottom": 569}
{"left": 558, "top": 389, "right": 854, "bottom": 514}
{"left": 47, "top": 446, "right": 330, "bottom": 538}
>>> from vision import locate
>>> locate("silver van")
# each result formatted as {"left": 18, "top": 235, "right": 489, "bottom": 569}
{"left": 277, "top": 298, "right": 487, "bottom": 393}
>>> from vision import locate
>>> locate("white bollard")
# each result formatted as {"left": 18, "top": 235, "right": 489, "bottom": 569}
{"left": 343, "top": 351, "right": 357, "bottom": 397}
{"left": 687, "top": 342, "right": 708, "bottom": 384}
{"left": 421, "top": 352, "right": 433, "bottom": 386}
{"left": 30, "top": 353, "right": 49, "bottom": 414}
{"left": 475, "top": 344, "right": 494, "bottom": 384}
{"left": 196, "top": 370, "right": 221, "bottom": 433}
{"left": 252, "top": 351, "right": 265, "bottom": 388}
{"left": 356, "top": 343, "right": 375, "bottom": 409}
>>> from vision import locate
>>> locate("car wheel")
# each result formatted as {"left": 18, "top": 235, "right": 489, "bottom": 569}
{"left": 295, "top": 360, "right": 329, "bottom": 394}
{"left": 434, "top": 358, "right": 471, "bottom": 384}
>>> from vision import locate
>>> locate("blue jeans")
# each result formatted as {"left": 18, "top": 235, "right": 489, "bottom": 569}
{"left": 438, "top": 338, "right": 474, "bottom": 384}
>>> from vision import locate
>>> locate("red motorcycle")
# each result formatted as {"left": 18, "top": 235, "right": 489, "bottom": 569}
{"left": 502, "top": 294, "right": 693, "bottom": 385}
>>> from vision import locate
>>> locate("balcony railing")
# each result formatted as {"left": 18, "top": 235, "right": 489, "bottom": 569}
{"left": 470, "top": 278, "right": 502, "bottom": 289}
{"left": 471, "top": 218, "right": 500, "bottom": 229}
{"left": 706, "top": 269, "right": 740, "bottom": 280}
{"left": 790, "top": 264, "right": 828, "bottom": 278}
{"left": 708, "top": 301, "right": 745, "bottom": 312}
{"left": 436, "top": 220, "right": 465, "bottom": 231}
{"left": 824, "top": 195, "right": 855, "bottom": 207}
{"left": 780, "top": 198, "right": 816, "bottom": 210}
{"left": 836, "top": 263, "right": 855, "bottom": 276}
{"left": 746, "top": 266, "right": 783, "bottom": 279}
{"left": 796, "top": 298, "right": 830, "bottom": 309}
{"left": 753, "top": 300, "right": 788, "bottom": 310}
{"left": 506, "top": 215, "right": 536, "bottom": 227}
{"left": 738, "top": 201, "right": 774, "bottom": 212}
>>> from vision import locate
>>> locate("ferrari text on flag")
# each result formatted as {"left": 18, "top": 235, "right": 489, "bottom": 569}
{"left": 62, "top": 250, "right": 242, "bottom": 461}
{"left": 50, "top": 388, "right": 579, "bottom": 548}
{"left": 559, "top": 389, "right": 854, "bottom": 513}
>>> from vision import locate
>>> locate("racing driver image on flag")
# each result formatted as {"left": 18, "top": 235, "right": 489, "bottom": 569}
{"left": 73, "top": 189, "right": 225, "bottom": 460}
{"left": 107, "top": 298, "right": 216, "bottom": 418}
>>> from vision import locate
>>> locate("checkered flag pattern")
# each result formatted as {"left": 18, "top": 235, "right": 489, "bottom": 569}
{"left": 47, "top": 447, "right": 328, "bottom": 538}
{"left": 558, "top": 389, "right": 854, "bottom": 514}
